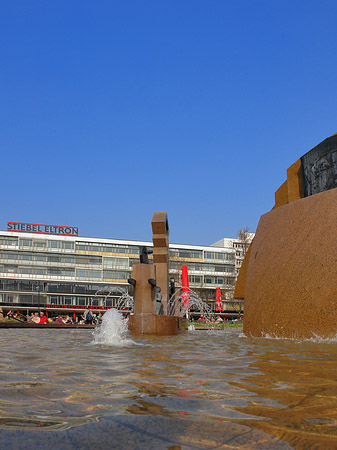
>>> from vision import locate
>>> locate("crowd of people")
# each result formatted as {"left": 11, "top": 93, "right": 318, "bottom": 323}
{"left": 196, "top": 314, "right": 243, "bottom": 324}
{"left": 196, "top": 314, "right": 225, "bottom": 323}
{"left": 2, "top": 308, "right": 105, "bottom": 325}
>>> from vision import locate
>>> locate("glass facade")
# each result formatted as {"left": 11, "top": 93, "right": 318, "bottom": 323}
{"left": 0, "top": 232, "right": 236, "bottom": 310}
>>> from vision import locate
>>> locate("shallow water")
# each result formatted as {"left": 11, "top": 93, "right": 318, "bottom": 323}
{"left": 0, "top": 324, "right": 336, "bottom": 449}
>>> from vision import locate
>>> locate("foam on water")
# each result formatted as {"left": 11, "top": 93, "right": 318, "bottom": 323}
{"left": 92, "top": 308, "right": 135, "bottom": 346}
{"left": 244, "top": 331, "right": 337, "bottom": 344}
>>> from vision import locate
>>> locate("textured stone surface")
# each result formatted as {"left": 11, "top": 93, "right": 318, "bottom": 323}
{"left": 243, "top": 187, "right": 337, "bottom": 338}
{"left": 151, "top": 212, "right": 170, "bottom": 314}
{"left": 233, "top": 243, "right": 252, "bottom": 299}
{"left": 274, "top": 181, "right": 288, "bottom": 208}
{"left": 286, "top": 159, "right": 304, "bottom": 203}
{"left": 129, "top": 314, "right": 180, "bottom": 335}
{"left": 132, "top": 264, "right": 156, "bottom": 315}
{"left": 235, "top": 134, "right": 337, "bottom": 304}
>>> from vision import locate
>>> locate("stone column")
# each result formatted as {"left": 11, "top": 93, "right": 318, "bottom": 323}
{"left": 151, "top": 212, "right": 169, "bottom": 315}
{"left": 132, "top": 264, "right": 156, "bottom": 315}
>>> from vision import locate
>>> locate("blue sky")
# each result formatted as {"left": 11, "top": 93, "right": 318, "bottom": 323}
{"left": 1, "top": 0, "right": 337, "bottom": 245}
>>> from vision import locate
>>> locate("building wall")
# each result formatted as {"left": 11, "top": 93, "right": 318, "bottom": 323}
{"left": 0, "top": 231, "right": 236, "bottom": 311}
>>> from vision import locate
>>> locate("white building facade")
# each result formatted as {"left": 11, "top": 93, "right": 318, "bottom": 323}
{"left": 0, "top": 224, "right": 240, "bottom": 314}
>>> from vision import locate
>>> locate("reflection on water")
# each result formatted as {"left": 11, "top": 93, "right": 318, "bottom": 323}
{"left": 0, "top": 326, "right": 336, "bottom": 449}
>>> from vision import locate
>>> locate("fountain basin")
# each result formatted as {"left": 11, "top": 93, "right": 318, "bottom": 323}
{"left": 128, "top": 313, "right": 181, "bottom": 336}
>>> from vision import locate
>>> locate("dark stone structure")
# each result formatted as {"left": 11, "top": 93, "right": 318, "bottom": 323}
{"left": 301, "top": 133, "right": 337, "bottom": 196}
{"left": 235, "top": 133, "right": 337, "bottom": 339}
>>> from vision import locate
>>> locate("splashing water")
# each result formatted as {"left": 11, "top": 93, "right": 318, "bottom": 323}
{"left": 167, "top": 287, "right": 212, "bottom": 318}
{"left": 92, "top": 309, "right": 134, "bottom": 346}
{"left": 95, "top": 285, "right": 134, "bottom": 310}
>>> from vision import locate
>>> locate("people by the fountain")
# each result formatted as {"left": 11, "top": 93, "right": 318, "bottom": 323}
{"left": 216, "top": 315, "right": 224, "bottom": 323}
{"left": 70, "top": 314, "right": 77, "bottom": 324}
{"left": 54, "top": 315, "right": 65, "bottom": 324}
{"left": 6, "top": 309, "right": 14, "bottom": 319}
{"left": 97, "top": 312, "right": 103, "bottom": 324}
{"left": 31, "top": 312, "right": 40, "bottom": 323}
{"left": 197, "top": 315, "right": 206, "bottom": 322}
{"left": 83, "top": 308, "right": 93, "bottom": 325}
{"left": 39, "top": 311, "right": 48, "bottom": 324}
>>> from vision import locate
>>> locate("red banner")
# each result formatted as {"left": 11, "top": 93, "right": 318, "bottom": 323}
{"left": 215, "top": 287, "right": 222, "bottom": 311}
{"left": 181, "top": 265, "right": 190, "bottom": 311}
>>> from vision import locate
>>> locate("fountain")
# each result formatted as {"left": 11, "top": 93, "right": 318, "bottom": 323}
{"left": 128, "top": 212, "right": 181, "bottom": 335}
{"left": 2, "top": 213, "right": 337, "bottom": 448}
{"left": 2, "top": 163, "right": 337, "bottom": 449}
{"left": 167, "top": 287, "right": 212, "bottom": 319}
{"left": 92, "top": 308, "right": 133, "bottom": 346}
{"left": 235, "top": 133, "right": 337, "bottom": 339}
{"left": 95, "top": 285, "right": 134, "bottom": 310}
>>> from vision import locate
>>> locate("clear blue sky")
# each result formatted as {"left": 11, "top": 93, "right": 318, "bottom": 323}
{"left": 1, "top": 1, "right": 337, "bottom": 245}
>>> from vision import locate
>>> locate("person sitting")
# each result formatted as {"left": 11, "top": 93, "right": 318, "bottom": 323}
{"left": 216, "top": 315, "right": 223, "bottom": 323}
{"left": 197, "top": 315, "right": 206, "bottom": 322}
{"left": 32, "top": 312, "right": 40, "bottom": 323}
{"left": 54, "top": 315, "right": 65, "bottom": 324}
{"left": 39, "top": 311, "right": 48, "bottom": 324}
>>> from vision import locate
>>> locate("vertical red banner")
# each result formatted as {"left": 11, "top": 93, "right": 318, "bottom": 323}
{"left": 215, "top": 287, "right": 222, "bottom": 311}
{"left": 181, "top": 265, "right": 190, "bottom": 311}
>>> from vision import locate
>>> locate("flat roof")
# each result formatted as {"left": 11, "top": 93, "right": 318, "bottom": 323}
{"left": 0, "top": 230, "right": 235, "bottom": 253}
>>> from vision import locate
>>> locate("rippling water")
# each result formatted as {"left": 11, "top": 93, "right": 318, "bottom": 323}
{"left": 0, "top": 316, "right": 336, "bottom": 449}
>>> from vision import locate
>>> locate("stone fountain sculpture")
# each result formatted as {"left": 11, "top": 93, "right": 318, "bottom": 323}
{"left": 235, "top": 133, "right": 337, "bottom": 339}
{"left": 128, "top": 212, "right": 180, "bottom": 335}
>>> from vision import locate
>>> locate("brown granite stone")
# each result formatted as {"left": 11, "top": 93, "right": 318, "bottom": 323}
{"left": 151, "top": 212, "right": 169, "bottom": 234}
{"left": 233, "top": 243, "right": 252, "bottom": 300}
{"left": 236, "top": 158, "right": 305, "bottom": 301}
{"left": 286, "top": 159, "right": 304, "bottom": 203}
{"left": 274, "top": 181, "right": 288, "bottom": 209}
{"left": 132, "top": 264, "right": 156, "bottom": 315}
{"left": 128, "top": 212, "right": 179, "bottom": 335}
{"left": 151, "top": 212, "right": 170, "bottom": 314}
{"left": 129, "top": 314, "right": 180, "bottom": 336}
{"left": 243, "top": 187, "right": 337, "bottom": 338}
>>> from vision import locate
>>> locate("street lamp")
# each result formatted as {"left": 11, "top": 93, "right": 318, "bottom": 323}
{"left": 36, "top": 283, "right": 42, "bottom": 315}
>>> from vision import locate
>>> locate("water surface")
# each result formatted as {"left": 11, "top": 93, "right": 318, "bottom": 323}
{"left": 0, "top": 324, "right": 336, "bottom": 449}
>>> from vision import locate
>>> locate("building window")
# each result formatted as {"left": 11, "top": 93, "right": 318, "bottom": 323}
{"left": 76, "top": 269, "right": 102, "bottom": 281}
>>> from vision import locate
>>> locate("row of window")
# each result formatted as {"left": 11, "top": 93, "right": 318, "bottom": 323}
{"left": 0, "top": 250, "right": 102, "bottom": 266}
{"left": 0, "top": 293, "right": 240, "bottom": 310}
{"left": 169, "top": 261, "right": 235, "bottom": 273}
{"left": 76, "top": 242, "right": 139, "bottom": 254}
{"left": 0, "top": 266, "right": 134, "bottom": 282}
{"left": 0, "top": 251, "right": 138, "bottom": 271}
{"left": 204, "top": 276, "right": 235, "bottom": 286}
{"left": 1, "top": 265, "right": 75, "bottom": 277}
{"left": 0, "top": 294, "right": 125, "bottom": 308}
{"left": 173, "top": 275, "right": 234, "bottom": 286}
{"left": 48, "top": 296, "right": 126, "bottom": 307}
{"left": 0, "top": 279, "right": 120, "bottom": 295}
{"left": 1, "top": 236, "right": 235, "bottom": 264}
{"left": 0, "top": 237, "right": 75, "bottom": 251}
{"left": 0, "top": 250, "right": 235, "bottom": 276}
{"left": 203, "top": 251, "right": 235, "bottom": 261}
{"left": 169, "top": 248, "right": 203, "bottom": 259}
{"left": 0, "top": 236, "right": 140, "bottom": 255}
